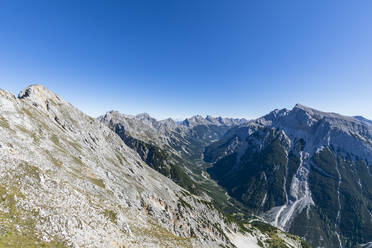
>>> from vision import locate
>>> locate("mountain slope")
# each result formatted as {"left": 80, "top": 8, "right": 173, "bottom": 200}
{"left": 353, "top": 116, "right": 372, "bottom": 126}
{"left": 0, "top": 85, "right": 305, "bottom": 248}
{"left": 205, "top": 104, "right": 372, "bottom": 248}
{"left": 99, "top": 110, "right": 251, "bottom": 214}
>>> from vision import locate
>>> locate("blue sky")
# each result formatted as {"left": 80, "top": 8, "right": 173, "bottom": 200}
{"left": 0, "top": 0, "right": 371, "bottom": 120}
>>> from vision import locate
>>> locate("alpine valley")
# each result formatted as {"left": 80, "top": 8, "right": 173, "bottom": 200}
{"left": 0, "top": 85, "right": 370, "bottom": 248}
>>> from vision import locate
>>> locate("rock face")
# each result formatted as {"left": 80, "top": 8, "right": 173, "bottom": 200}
{"left": 0, "top": 85, "right": 305, "bottom": 248}
{"left": 205, "top": 104, "right": 372, "bottom": 248}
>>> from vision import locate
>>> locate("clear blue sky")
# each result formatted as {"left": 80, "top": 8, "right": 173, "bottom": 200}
{"left": 0, "top": 0, "right": 371, "bottom": 120}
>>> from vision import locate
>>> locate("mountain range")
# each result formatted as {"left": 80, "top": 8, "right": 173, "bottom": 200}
{"left": 1, "top": 84, "right": 371, "bottom": 248}
{"left": 100, "top": 104, "right": 372, "bottom": 248}
{"left": 0, "top": 85, "right": 306, "bottom": 248}
{"left": 205, "top": 104, "right": 372, "bottom": 248}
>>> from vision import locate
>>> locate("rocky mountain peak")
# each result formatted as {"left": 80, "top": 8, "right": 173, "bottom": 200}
{"left": 354, "top": 115, "right": 372, "bottom": 126}
{"left": 135, "top": 113, "right": 152, "bottom": 120}
{"left": 159, "top": 118, "right": 178, "bottom": 129}
{"left": 256, "top": 104, "right": 365, "bottom": 132}
{"left": 182, "top": 115, "right": 203, "bottom": 127}
{"left": 188, "top": 115, "right": 206, "bottom": 122}
{"left": 290, "top": 104, "right": 334, "bottom": 124}
{"left": 18, "top": 84, "right": 64, "bottom": 111}
{"left": 293, "top": 103, "right": 312, "bottom": 111}
{"left": 291, "top": 103, "right": 359, "bottom": 124}
{"left": 19, "top": 84, "right": 57, "bottom": 100}
{"left": 183, "top": 115, "right": 248, "bottom": 128}
{"left": 239, "top": 104, "right": 372, "bottom": 162}
{"left": 100, "top": 110, "right": 121, "bottom": 122}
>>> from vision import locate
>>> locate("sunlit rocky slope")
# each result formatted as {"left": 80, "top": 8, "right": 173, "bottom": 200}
{"left": 0, "top": 85, "right": 306, "bottom": 248}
